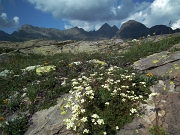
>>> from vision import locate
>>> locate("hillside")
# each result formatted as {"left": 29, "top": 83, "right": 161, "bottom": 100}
{"left": 0, "top": 33, "right": 180, "bottom": 135}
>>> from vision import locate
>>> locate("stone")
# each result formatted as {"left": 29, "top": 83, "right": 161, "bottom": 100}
{"left": 25, "top": 94, "right": 73, "bottom": 135}
{"left": 133, "top": 51, "right": 180, "bottom": 71}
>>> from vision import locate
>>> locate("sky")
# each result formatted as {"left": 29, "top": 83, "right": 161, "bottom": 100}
{"left": 0, "top": 0, "right": 180, "bottom": 34}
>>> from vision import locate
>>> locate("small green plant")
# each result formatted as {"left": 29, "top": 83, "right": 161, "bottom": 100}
{"left": 1, "top": 116, "right": 29, "bottom": 135}
{"left": 149, "top": 125, "right": 168, "bottom": 135}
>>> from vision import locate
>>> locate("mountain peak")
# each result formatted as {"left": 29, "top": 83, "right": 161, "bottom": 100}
{"left": 116, "top": 20, "right": 148, "bottom": 39}
{"left": 99, "top": 23, "right": 111, "bottom": 30}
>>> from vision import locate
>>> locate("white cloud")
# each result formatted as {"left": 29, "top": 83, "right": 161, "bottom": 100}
{"left": 171, "top": 19, "right": 180, "bottom": 30}
{"left": 1, "top": 12, "right": 7, "bottom": 19}
{"left": 64, "top": 24, "right": 73, "bottom": 29}
{"left": 66, "top": 20, "right": 95, "bottom": 31}
{"left": 13, "top": 16, "right": 19, "bottom": 24}
{"left": 26, "top": 0, "right": 180, "bottom": 30}
{"left": 26, "top": 0, "right": 135, "bottom": 30}
{"left": 27, "top": 0, "right": 134, "bottom": 21}
{"left": 123, "top": 0, "right": 180, "bottom": 29}
{"left": 0, "top": 12, "right": 19, "bottom": 27}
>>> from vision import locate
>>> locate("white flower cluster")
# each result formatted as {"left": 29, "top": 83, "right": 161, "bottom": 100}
{"left": 91, "top": 114, "right": 105, "bottom": 125}
{"left": 61, "top": 64, "right": 150, "bottom": 134}
{"left": 62, "top": 75, "right": 96, "bottom": 133}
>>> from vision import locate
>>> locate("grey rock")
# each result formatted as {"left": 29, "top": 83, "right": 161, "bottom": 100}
{"left": 25, "top": 94, "right": 73, "bottom": 135}
{"left": 133, "top": 51, "right": 180, "bottom": 71}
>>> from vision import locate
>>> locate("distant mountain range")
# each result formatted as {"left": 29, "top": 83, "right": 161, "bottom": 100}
{"left": 0, "top": 20, "right": 180, "bottom": 42}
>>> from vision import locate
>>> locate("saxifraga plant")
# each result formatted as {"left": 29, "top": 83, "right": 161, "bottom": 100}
{"left": 61, "top": 63, "right": 157, "bottom": 135}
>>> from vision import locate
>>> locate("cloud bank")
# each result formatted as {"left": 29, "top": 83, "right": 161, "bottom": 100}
{"left": 26, "top": 0, "right": 180, "bottom": 31}
{"left": 0, "top": 12, "right": 19, "bottom": 27}
{"left": 123, "top": 0, "right": 180, "bottom": 29}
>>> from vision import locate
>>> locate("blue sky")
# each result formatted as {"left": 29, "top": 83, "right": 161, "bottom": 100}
{"left": 0, "top": 0, "right": 180, "bottom": 34}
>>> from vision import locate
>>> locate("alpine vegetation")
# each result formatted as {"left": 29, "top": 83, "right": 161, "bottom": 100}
{"left": 61, "top": 63, "right": 157, "bottom": 135}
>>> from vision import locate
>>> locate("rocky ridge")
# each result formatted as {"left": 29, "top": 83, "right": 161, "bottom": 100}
{"left": 114, "top": 20, "right": 180, "bottom": 39}
{"left": 1, "top": 20, "right": 180, "bottom": 42}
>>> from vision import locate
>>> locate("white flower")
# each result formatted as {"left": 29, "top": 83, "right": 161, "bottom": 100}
{"left": 72, "top": 105, "right": 80, "bottom": 113}
{"left": 132, "top": 83, "right": 136, "bottom": 87}
{"left": 90, "top": 73, "right": 96, "bottom": 77}
{"left": 81, "top": 99, "right": 85, "bottom": 103}
{"left": 72, "top": 61, "right": 82, "bottom": 65}
{"left": 78, "top": 78, "right": 83, "bottom": 82}
{"left": 149, "top": 93, "right": 159, "bottom": 97}
{"left": 91, "top": 119, "right": 95, "bottom": 122}
{"left": 116, "top": 126, "right": 119, "bottom": 130}
{"left": 82, "top": 76, "right": 88, "bottom": 80}
{"left": 83, "top": 129, "right": 89, "bottom": 134}
{"left": 97, "top": 119, "right": 104, "bottom": 125}
{"left": 116, "top": 80, "right": 120, "bottom": 83}
{"left": 72, "top": 81, "right": 78, "bottom": 86}
{"left": 122, "top": 98, "right": 126, "bottom": 102}
{"left": 81, "top": 117, "right": 88, "bottom": 122}
{"left": 89, "top": 95, "right": 94, "bottom": 99}
{"left": 71, "top": 79, "right": 77, "bottom": 82}
{"left": 113, "top": 89, "right": 117, "bottom": 93}
{"left": 130, "top": 108, "right": 137, "bottom": 113}
{"left": 105, "top": 102, "right": 109, "bottom": 106}
{"left": 121, "top": 86, "right": 126, "bottom": 88}
{"left": 81, "top": 109, "right": 86, "bottom": 113}
{"left": 73, "top": 126, "right": 77, "bottom": 131}
{"left": 5, "top": 121, "right": 9, "bottom": 125}
{"left": 85, "top": 86, "right": 92, "bottom": 91}
{"left": 91, "top": 114, "right": 99, "bottom": 118}
{"left": 85, "top": 90, "right": 93, "bottom": 95}
{"left": 103, "top": 132, "right": 107, "bottom": 135}
{"left": 140, "top": 82, "right": 146, "bottom": 85}
{"left": 66, "top": 121, "right": 74, "bottom": 129}
{"left": 64, "top": 103, "right": 70, "bottom": 108}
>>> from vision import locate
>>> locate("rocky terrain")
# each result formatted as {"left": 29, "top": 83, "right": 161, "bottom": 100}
{"left": 0, "top": 32, "right": 180, "bottom": 135}
{"left": 0, "top": 33, "right": 179, "bottom": 56}
{"left": 1, "top": 20, "right": 180, "bottom": 42}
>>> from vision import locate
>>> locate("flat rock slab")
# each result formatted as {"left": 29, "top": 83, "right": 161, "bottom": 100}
{"left": 133, "top": 51, "right": 180, "bottom": 70}
{"left": 25, "top": 94, "right": 73, "bottom": 135}
{"left": 148, "top": 60, "right": 180, "bottom": 78}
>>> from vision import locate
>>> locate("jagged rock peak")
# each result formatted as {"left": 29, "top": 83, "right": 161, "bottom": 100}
{"left": 100, "top": 23, "right": 111, "bottom": 29}
{"left": 19, "top": 24, "right": 35, "bottom": 30}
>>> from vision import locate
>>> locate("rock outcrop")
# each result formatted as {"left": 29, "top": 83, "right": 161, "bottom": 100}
{"left": 0, "top": 38, "right": 131, "bottom": 55}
